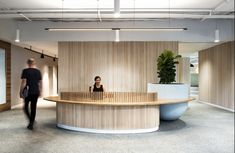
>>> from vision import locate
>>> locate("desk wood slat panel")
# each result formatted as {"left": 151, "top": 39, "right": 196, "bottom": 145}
{"left": 60, "top": 92, "right": 157, "bottom": 103}
{"left": 45, "top": 96, "right": 195, "bottom": 106}
{"left": 57, "top": 103, "right": 159, "bottom": 130}
{"left": 45, "top": 95, "right": 194, "bottom": 132}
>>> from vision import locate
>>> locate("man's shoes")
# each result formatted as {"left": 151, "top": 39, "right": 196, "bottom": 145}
{"left": 27, "top": 124, "right": 33, "bottom": 130}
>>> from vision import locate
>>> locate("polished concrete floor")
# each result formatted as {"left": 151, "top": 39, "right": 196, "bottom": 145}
{"left": 0, "top": 99, "right": 234, "bottom": 153}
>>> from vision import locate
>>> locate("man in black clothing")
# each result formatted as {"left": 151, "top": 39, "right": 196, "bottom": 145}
{"left": 20, "top": 58, "right": 42, "bottom": 130}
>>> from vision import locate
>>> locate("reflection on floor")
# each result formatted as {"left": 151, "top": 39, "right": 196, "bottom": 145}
{"left": 0, "top": 99, "right": 234, "bottom": 153}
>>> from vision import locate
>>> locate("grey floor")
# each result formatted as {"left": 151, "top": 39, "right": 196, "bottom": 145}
{"left": 0, "top": 100, "right": 234, "bottom": 153}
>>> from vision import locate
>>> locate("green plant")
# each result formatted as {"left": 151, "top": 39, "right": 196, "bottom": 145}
{"left": 157, "top": 49, "right": 181, "bottom": 84}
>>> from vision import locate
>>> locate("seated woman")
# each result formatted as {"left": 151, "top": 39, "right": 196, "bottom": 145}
{"left": 89, "top": 76, "right": 105, "bottom": 92}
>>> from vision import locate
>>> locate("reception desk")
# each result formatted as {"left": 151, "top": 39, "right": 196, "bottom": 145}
{"left": 45, "top": 92, "right": 194, "bottom": 134}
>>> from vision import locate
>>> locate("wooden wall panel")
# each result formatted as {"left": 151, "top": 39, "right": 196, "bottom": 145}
{"left": 0, "top": 40, "right": 11, "bottom": 112}
{"left": 199, "top": 41, "right": 234, "bottom": 111}
{"left": 58, "top": 42, "right": 178, "bottom": 93}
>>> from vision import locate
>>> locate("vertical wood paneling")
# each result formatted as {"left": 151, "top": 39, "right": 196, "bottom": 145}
{"left": 0, "top": 40, "right": 11, "bottom": 112}
{"left": 59, "top": 41, "right": 178, "bottom": 93}
{"left": 199, "top": 41, "right": 234, "bottom": 110}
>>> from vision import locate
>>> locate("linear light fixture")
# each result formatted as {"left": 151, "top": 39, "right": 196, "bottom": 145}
{"left": 45, "top": 28, "right": 187, "bottom": 31}
{"left": 45, "top": 28, "right": 112, "bottom": 31}
{"left": 114, "top": 0, "right": 120, "bottom": 18}
{"left": 120, "top": 28, "right": 187, "bottom": 31}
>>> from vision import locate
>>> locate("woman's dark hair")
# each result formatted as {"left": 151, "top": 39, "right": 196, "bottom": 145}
{"left": 94, "top": 76, "right": 101, "bottom": 81}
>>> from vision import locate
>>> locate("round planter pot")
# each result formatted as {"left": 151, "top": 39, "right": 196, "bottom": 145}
{"left": 147, "top": 83, "right": 189, "bottom": 121}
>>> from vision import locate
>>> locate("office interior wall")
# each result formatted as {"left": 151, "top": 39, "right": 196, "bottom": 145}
{"left": 11, "top": 45, "right": 58, "bottom": 107}
{"left": 199, "top": 41, "right": 234, "bottom": 111}
{"left": 58, "top": 41, "right": 178, "bottom": 92}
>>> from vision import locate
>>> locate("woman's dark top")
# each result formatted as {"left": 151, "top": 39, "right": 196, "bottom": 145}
{"left": 93, "top": 85, "right": 104, "bottom": 92}
{"left": 21, "top": 68, "right": 42, "bottom": 95}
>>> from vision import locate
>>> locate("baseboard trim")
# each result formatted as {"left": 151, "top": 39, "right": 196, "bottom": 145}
{"left": 57, "top": 124, "right": 159, "bottom": 134}
{"left": 11, "top": 103, "right": 22, "bottom": 109}
{"left": 198, "top": 100, "right": 235, "bottom": 112}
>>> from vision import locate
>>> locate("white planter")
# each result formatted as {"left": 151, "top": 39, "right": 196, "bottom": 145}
{"left": 147, "top": 83, "right": 189, "bottom": 120}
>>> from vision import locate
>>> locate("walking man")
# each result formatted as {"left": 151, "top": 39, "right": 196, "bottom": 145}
{"left": 20, "top": 58, "right": 42, "bottom": 130}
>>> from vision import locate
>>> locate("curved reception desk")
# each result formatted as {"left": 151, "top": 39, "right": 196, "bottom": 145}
{"left": 45, "top": 92, "right": 194, "bottom": 134}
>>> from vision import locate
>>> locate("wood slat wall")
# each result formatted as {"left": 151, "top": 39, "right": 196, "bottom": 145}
{"left": 199, "top": 41, "right": 234, "bottom": 111}
{"left": 0, "top": 40, "right": 11, "bottom": 112}
{"left": 58, "top": 41, "right": 178, "bottom": 93}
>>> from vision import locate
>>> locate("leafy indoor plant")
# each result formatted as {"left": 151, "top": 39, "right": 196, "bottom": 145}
{"left": 157, "top": 49, "right": 181, "bottom": 84}
{"left": 148, "top": 50, "right": 188, "bottom": 121}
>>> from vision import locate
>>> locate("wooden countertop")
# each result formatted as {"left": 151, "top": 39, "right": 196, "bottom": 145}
{"left": 44, "top": 96, "right": 195, "bottom": 106}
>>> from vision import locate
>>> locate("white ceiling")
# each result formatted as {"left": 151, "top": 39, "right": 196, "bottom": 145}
{"left": 0, "top": 0, "right": 234, "bottom": 57}
{"left": 0, "top": 0, "right": 234, "bottom": 20}
{"left": 179, "top": 42, "right": 221, "bottom": 57}
{"left": 0, "top": 0, "right": 233, "bottom": 10}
